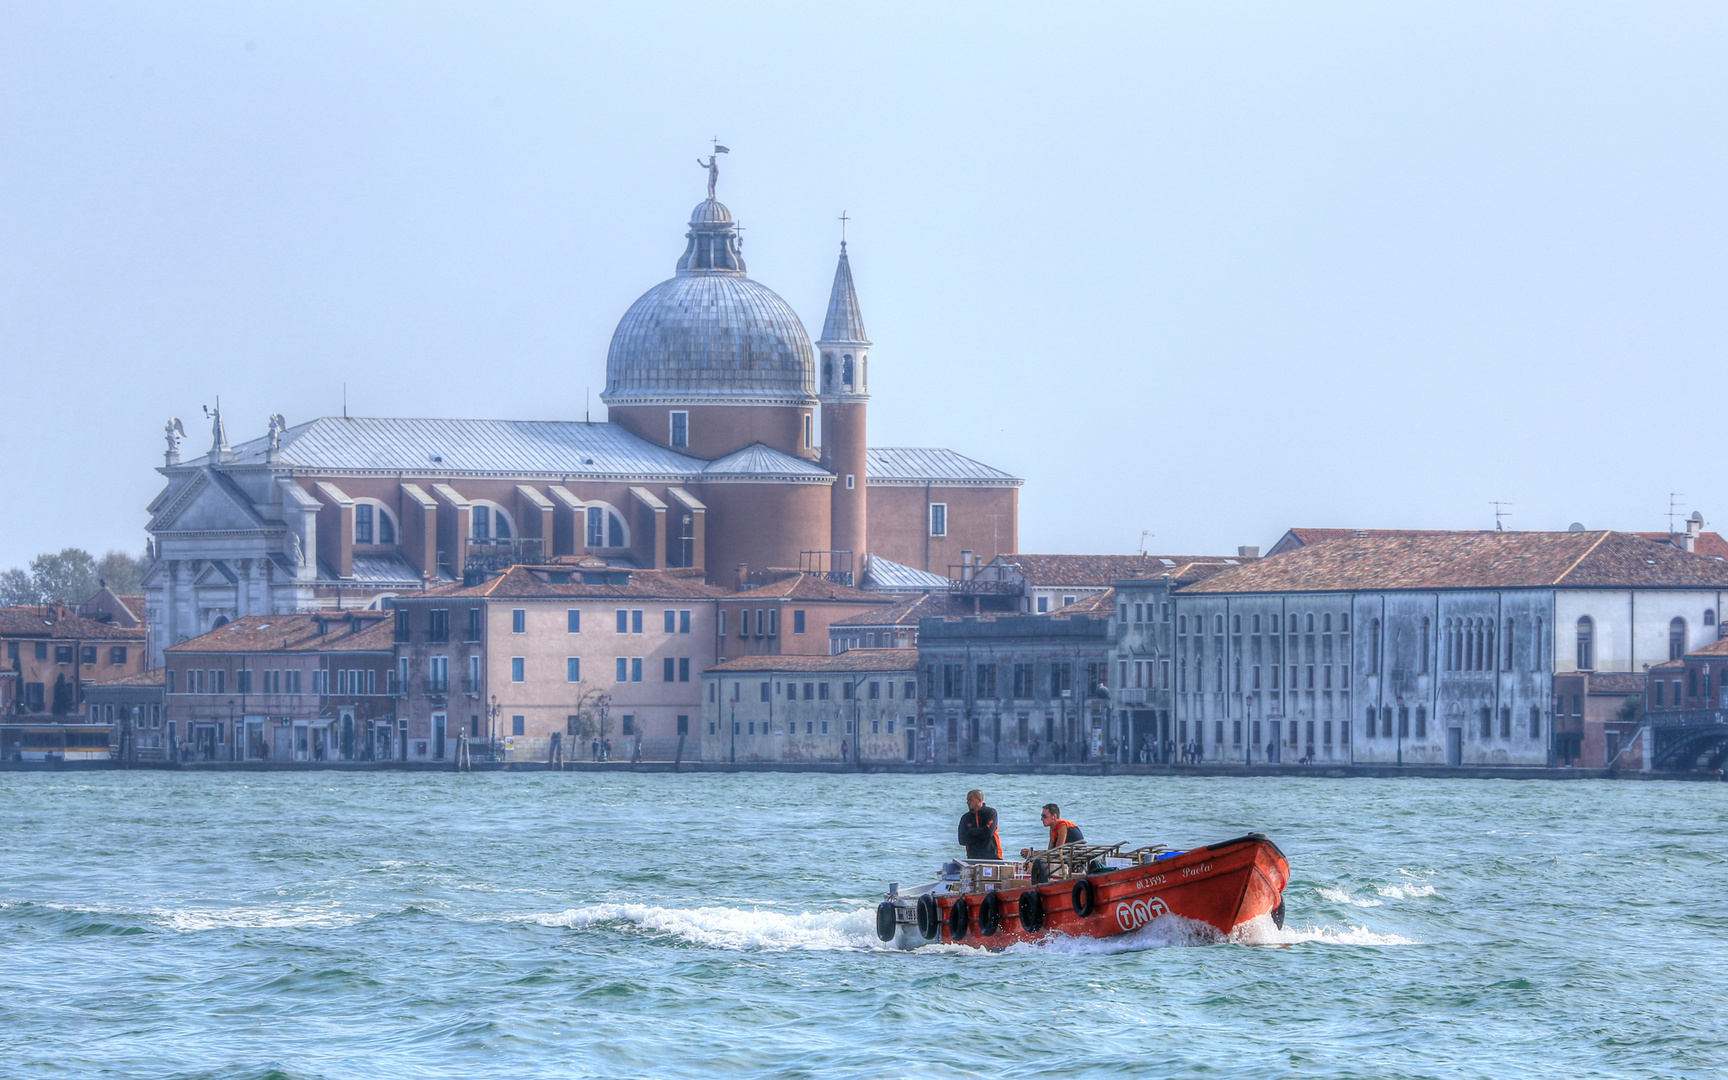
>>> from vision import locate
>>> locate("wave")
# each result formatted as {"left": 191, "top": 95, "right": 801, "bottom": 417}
{"left": 1316, "top": 880, "right": 1437, "bottom": 907}
{"left": 1317, "top": 886, "right": 1383, "bottom": 908}
{"left": 526, "top": 902, "right": 1413, "bottom": 954}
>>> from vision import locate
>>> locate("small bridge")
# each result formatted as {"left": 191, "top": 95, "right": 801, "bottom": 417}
{"left": 1648, "top": 709, "right": 1728, "bottom": 771}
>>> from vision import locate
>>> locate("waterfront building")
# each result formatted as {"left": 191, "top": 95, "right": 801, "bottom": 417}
{"left": 82, "top": 669, "right": 166, "bottom": 761}
{"left": 392, "top": 563, "right": 722, "bottom": 762}
{"left": 828, "top": 592, "right": 971, "bottom": 654}
{"left": 0, "top": 605, "right": 149, "bottom": 717}
{"left": 1641, "top": 636, "right": 1728, "bottom": 771}
{"left": 916, "top": 609, "right": 1113, "bottom": 764}
{"left": 164, "top": 612, "right": 397, "bottom": 761}
{"left": 715, "top": 572, "right": 893, "bottom": 662}
{"left": 141, "top": 166, "right": 1019, "bottom": 665}
{"left": 699, "top": 649, "right": 918, "bottom": 763}
{"left": 1547, "top": 671, "right": 1647, "bottom": 769}
{"left": 1169, "top": 530, "right": 1728, "bottom": 767}
{"left": 951, "top": 553, "right": 1249, "bottom": 616}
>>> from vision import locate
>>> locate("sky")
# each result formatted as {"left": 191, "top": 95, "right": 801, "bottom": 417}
{"left": 1, "top": 2, "right": 1724, "bottom": 572}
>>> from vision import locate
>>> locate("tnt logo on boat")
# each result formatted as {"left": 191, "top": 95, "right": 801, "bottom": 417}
{"left": 1114, "top": 897, "right": 1171, "bottom": 932}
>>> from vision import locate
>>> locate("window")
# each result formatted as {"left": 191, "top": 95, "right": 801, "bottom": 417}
{"left": 109, "top": 647, "right": 127, "bottom": 665}
{"left": 566, "top": 658, "right": 581, "bottom": 682}
{"left": 511, "top": 657, "right": 524, "bottom": 682}
{"left": 1707, "top": 609, "right": 1718, "bottom": 627}
{"left": 585, "top": 505, "right": 628, "bottom": 548}
{"left": 1420, "top": 618, "right": 1430, "bottom": 674}
{"left": 1036, "top": 597, "right": 1049, "bottom": 613}
{"left": 616, "top": 657, "right": 628, "bottom": 682}
{"left": 760, "top": 681, "right": 771, "bottom": 703}
{"left": 429, "top": 609, "right": 450, "bottom": 643}
{"left": 1500, "top": 706, "right": 1511, "bottom": 738}
{"left": 237, "top": 669, "right": 252, "bottom": 694}
{"left": 819, "top": 682, "right": 830, "bottom": 700}
{"left": 1415, "top": 706, "right": 1427, "bottom": 738}
{"left": 929, "top": 503, "right": 947, "bottom": 537}
{"left": 472, "top": 505, "right": 490, "bottom": 540}
{"left": 680, "top": 610, "right": 691, "bottom": 634}
{"left": 57, "top": 645, "right": 75, "bottom": 664}
{"left": 1369, "top": 619, "right": 1381, "bottom": 674}
{"left": 379, "top": 510, "right": 394, "bottom": 544}
{"left": 616, "top": 609, "right": 628, "bottom": 633}
{"left": 568, "top": 609, "right": 581, "bottom": 633}
{"left": 663, "top": 658, "right": 675, "bottom": 682}
{"left": 633, "top": 610, "right": 643, "bottom": 634}
{"left": 846, "top": 475, "right": 855, "bottom": 490}
{"left": 804, "top": 414, "right": 812, "bottom": 449}
{"left": 664, "top": 610, "right": 676, "bottom": 633}
{"left": 1670, "top": 618, "right": 1687, "bottom": 661}
{"left": 1529, "top": 706, "right": 1541, "bottom": 738}
{"left": 512, "top": 715, "right": 525, "bottom": 737}
{"left": 622, "top": 715, "right": 635, "bottom": 736}
{"left": 1576, "top": 617, "right": 1594, "bottom": 670}
{"left": 794, "top": 610, "right": 806, "bottom": 634}
{"left": 670, "top": 411, "right": 689, "bottom": 448}
{"left": 631, "top": 658, "right": 642, "bottom": 682}
{"left": 512, "top": 609, "right": 526, "bottom": 634}
{"left": 1533, "top": 616, "right": 1544, "bottom": 671}
{"left": 355, "top": 503, "right": 374, "bottom": 544}
{"left": 1479, "top": 708, "right": 1493, "bottom": 739}
{"left": 1504, "top": 619, "right": 1515, "bottom": 671}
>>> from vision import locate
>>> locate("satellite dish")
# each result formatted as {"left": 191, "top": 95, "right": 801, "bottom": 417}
{"left": 1568, "top": 522, "right": 1586, "bottom": 532}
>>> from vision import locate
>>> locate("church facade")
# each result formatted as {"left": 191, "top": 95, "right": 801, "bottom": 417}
{"left": 142, "top": 172, "right": 1020, "bottom": 664}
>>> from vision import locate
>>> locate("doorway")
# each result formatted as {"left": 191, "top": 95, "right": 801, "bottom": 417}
{"left": 1267, "top": 721, "right": 1282, "bottom": 763}
{"left": 1447, "top": 727, "right": 1463, "bottom": 766}
{"left": 433, "top": 712, "right": 447, "bottom": 760}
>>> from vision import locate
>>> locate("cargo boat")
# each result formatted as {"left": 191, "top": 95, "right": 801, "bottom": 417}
{"left": 874, "top": 834, "right": 1289, "bottom": 950}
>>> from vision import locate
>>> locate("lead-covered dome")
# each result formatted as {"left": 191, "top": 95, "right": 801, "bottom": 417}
{"left": 603, "top": 199, "right": 816, "bottom": 406}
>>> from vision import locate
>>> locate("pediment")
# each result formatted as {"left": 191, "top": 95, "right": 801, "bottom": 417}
{"left": 148, "top": 469, "right": 268, "bottom": 534}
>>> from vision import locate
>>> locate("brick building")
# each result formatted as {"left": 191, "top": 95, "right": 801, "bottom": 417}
{"left": 165, "top": 612, "right": 397, "bottom": 762}
{"left": 828, "top": 592, "right": 971, "bottom": 653}
{"left": 142, "top": 164, "right": 1018, "bottom": 664}
{"left": 0, "top": 606, "right": 148, "bottom": 716}
{"left": 715, "top": 573, "right": 892, "bottom": 662}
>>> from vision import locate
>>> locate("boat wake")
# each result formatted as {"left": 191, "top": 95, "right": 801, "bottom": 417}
{"left": 526, "top": 903, "right": 1414, "bottom": 953}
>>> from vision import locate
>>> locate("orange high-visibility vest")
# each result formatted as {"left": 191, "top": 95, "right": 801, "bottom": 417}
{"left": 1048, "top": 819, "right": 1080, "bottom": 849}
{"left": 967, "top": 810, "right": 1003, "bottom": 860}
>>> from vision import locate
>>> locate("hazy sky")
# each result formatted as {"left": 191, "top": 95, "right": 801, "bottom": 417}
{"left": 2, "top": 3, "right": 1724, "bottom": 572}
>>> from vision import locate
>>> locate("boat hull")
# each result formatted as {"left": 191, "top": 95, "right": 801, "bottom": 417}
{"left": 892, "top": 834, "right": 1288, "bottom": 950}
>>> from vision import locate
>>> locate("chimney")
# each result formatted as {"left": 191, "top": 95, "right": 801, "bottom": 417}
{"left": 1237, "top": 546, "right": 1260, "bottom": 559}
{"left": 1685, "top": 512, "right": 1703, "bottom": 553}
{"left": 734, "top": 563, "right": 749, "bottom": 592}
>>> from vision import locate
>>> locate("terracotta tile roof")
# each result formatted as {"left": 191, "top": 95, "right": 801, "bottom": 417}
{"left": 1053, "top": 588, "right": 1116, "bottom": 615}
{"left": 87, "top": 669, "right": 166, "bottom": 688}
{"left": 1001, "top": 554, "right": 1237, "bottom": 587}
{"left": 1635, "top": 531, "right": 1728, "bottom": 560}
{"left": 117, "top": 596, "right": 146, "bottom": 619}
{"left": 167, "top": 613, "right": 395, "bottom": 654}
{"left": 830, "top": 592, "right": 972, "bottom": 628}
{"left": 1585, "top": 672, "right": 1648, "bottom": 694}
{"left": 0, "top": 606, "right": 149, "bottom": 641}
{"left": 1683, "top": 636, "right": 1728, "bottom": 658}
{"left": 725, "top": 573, "right": 885, "bottom": 604}
{"left": 707, "top": 648, "right": 920, "bottom": 674}
{"left": 408, "top": 565, "right": 726, "bottom": 602}
{"left": 1179, "top": 531, "right": 1728, "bottom": 594}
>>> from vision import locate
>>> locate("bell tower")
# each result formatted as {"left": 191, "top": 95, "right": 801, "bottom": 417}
{"left": 817, "top": 236, "right": 869, "bottom": 574}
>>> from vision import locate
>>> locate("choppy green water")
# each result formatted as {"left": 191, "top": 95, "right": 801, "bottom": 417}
{"left": 0, "top": 772, "right": 1722, "bottom": 1079}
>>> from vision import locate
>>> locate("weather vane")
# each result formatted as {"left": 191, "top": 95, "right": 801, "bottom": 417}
{"left": 697, "top": 138, "right": 730, "bottom": 200}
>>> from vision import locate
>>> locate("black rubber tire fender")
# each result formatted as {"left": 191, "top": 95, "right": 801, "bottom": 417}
{"left": 875, "top": 901, "right": 898, "bottom": 943}
{"left": 915, "top": 893, "right": 939, "bottom": 940}
{"left": 948, "top": 896, "right": 970, "bottom": 941}
{"left": 1018, "top": 888, "right": 1044, "bottom": 932}
{"left": 1030, "top": 858, "right": 1050, "bottom": 885}
{"left": 979, "top": 891, "right": 1002, "bottom": 936}
{"left": 1071, "top": 878, "right": 1096, "bottom": 918}
{"left": 1271, "top": 898, "right": 1286, "bottom": 930}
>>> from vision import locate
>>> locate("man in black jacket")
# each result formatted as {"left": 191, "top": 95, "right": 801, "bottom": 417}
{"left": 957, "top": 789, "right": 1002, "bottom": 860}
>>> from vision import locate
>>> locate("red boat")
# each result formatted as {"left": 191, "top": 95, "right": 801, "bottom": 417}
{"left": 875, "top": 834, "right": 1289, "bottom": 950}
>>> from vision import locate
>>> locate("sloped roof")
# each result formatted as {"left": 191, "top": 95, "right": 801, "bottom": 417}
{"left": 725, "top": 573, "right": 885, "bottom": 604}
{"left": 707, "top": 648, "right": 919, "bottom": 674}
{"left": 1001, "top": 554, "right": 1233, "bottom": 588}
{"left": 168, "top": 613, "right": 395, "bottom": 654}
{"left": 1586, "top": 672, "right": 1649, "bottom": 694}
{"left": 0, "top": 607, "right": 148, "bottom": 641}
{"left": 1180, "top": 532, "right": 1728, "bottom": 594}
{"left": 1683, "top": 636, "right": 1728, "bottom": 658}
{"left": 190, "top": 417, "right": 706, "bottom": 479}
{"left": 87, "top": 668, "right": 167, "bottom": 688}
{"left": 702, "top": 443, "right": 833, "bottom": 481}
{"left": 862, "top": 553, "right": 953, "bottom": 593}
{"left": 818, "top": 245, "right": 868, "bottom": 345}
{"left": 865, "top": 448, "right": 1020, "bottom": 486}
{"left": 410, "top": 564, "right": 726, "bottom": 602}
{"left": 1636, "top": 531, "right": 1728, "bottom": 560}
{"left": 831, "top": 592, "right": 972, "bottom": 628}
{"left": 1053, "top": 588, "right": 1116, "bottom": 616}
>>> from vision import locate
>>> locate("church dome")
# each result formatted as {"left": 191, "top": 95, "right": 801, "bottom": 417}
{"left": 603, "top": 198, "right": 815, "bottom": 406}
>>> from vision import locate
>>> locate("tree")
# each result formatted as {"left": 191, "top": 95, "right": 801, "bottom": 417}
{"left": 95, "top": 550, "right": 149, "bottom": 596}
{"left": 0, "top": 568, "right": 36, "bottom": 607}
{"left": 51, "top": 674, "right": 75, "bottom": 715}
{"left": 29, "top": 549, "right": 97, "bottom": 605}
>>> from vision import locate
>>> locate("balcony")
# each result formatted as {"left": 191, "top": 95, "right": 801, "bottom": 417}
{"left": 422, "top": 679, "right": 450, "bottom": 697}
{"left": 1119, "top": 689, "right": 1149, "bottom": 705}
{"left": 387, "top": 677, "right": 408, "bottom": 698}
{"left": 1647, "top": 707, "right": 1728, "bottom": 727}
{"left": 461, "top": 678, "right": 482, "bottom": 697}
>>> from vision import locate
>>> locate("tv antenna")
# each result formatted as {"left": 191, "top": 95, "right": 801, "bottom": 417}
{"left": 1669, "top": 492, "right": 1687, "bottom": 535}
{"left": 1490, "top": 501, "right": 1513, "bottom": 531}
{"left": 1139, "top": 530, "right": 1154, "bottom": 556}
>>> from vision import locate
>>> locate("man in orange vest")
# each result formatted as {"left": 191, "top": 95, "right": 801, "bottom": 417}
{"left": 958, "top": 789, "right": 1003, "bottom": 860}
{"left": 1021, "top": 803, "right": 1085, "bottom": 858}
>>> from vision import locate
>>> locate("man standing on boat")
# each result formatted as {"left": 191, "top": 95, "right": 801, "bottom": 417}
{"left": 958, "top": 789, "right": 1002, "bottom": 860}
{"left": 1021, "top": 803, "right": 1084, "bottom": 858}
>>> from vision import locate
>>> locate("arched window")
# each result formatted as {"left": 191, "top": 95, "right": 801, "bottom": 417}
{"left": 1369, "top": 618, "right": 1382, "bottom": 674}
{"left": 471, "top": 503, "right": 514, "bottom": 541}
{"left": 1533, "top": 616, "right": 1543, "bottom": 671}
{"left": 842, "top": 355, "right": 854, "bottom": 387}
{"left": 584, "top": 504, "right": 629, "bottom": 549}
{"left": 1420, "top": 617, "right": 1431, "bottom": 674}
{"left": 353, "top": 502, "right": 397, "bottom": 546}
{"left": 1707, "top": 609, "right": 1717, "bottom": 627}
{"left": 1215, "top": 614, "right": 1225, "bottom": 634}
{"left": 1670, "top": 617, "right": 1687, "bottom": 661}
{"left": 1288, "top": 614, "right": 1298, "bottom": 633}
{"left": 1576, "top": 616, "right": 1594, "bottom": 671}
{"left": 822, "top": 355, "right": 833, "bottom": 390}
{"left": 1504, "top": 618, "right": 1514, "bottom": 671}
{"left": 1484, "top": 619, "right": 1494, "bottom": 673}
{"left": 1323, "top": 612, "right": 1332, "bottom": 632}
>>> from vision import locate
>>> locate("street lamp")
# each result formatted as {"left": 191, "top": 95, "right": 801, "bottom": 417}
{"left": 487, "top": 694, "right": 500, "bottom": 762}
{"left": 729, "top": 699, "right": 736, "bottom": 764}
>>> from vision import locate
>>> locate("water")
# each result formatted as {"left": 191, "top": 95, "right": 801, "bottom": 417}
{"left": 0, "top": 772, "right": 1722, "bottom": 1079}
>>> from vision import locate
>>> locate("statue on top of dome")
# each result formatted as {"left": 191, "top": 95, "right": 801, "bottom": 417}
{"left": 697, "top": 140, "right": 729, "bottom": 200}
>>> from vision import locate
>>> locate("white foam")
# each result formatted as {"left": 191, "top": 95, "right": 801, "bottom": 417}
{"left": 151, "top": 905, "right": 368, "bottom": 931}
{"left": 1231, "top": 912, "right": 1415, "bottom": 947}
{"left": 1374, "top": 884, "right": 1436, "bottom": 900}
{"left": 525, "top": 903, "right": 885, "bottom": 952}
{"left": 1317, "top": 886, "right": 1384, "bottom": 908}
